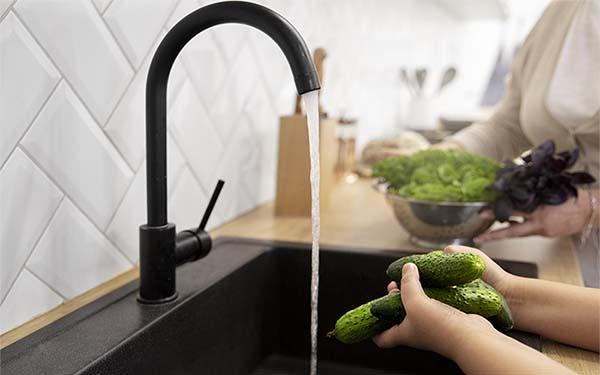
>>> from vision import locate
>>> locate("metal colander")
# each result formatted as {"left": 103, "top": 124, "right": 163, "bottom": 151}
{"left": 383, "top": 191, "right": 494, "bottom": 248}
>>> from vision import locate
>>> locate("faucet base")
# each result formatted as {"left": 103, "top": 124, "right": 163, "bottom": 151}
{"left": 138, "top": 223, "right": 177, "bottom": 304}
{"left": 137, "top": 291, "right": 178, "bottom": 305}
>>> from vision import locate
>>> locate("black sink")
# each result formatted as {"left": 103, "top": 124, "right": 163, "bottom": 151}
{"left": 1, "top": 238, "right": 539, "bottom": 374}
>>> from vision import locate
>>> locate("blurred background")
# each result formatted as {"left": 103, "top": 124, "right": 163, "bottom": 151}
{"left": 0, "top": 0, "right": 551, "bottom": 333}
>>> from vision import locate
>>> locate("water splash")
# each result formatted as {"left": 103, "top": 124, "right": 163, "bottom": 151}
{"left": 302, "top": 91, "right": 320, "bottom": 375}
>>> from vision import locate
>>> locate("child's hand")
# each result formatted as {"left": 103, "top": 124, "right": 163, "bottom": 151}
{"left": 373, "top": 263, "right": 496, "bottom": 360}
{"left": 443, "top": 245, "right": 516, "bottom": 299}
{"left": 385, "top": 245, "right": 517, "bottom": 301}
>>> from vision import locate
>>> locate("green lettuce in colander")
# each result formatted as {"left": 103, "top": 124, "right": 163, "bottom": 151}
{"left": 373, "top": 149, "right": 500, "bottom": 202}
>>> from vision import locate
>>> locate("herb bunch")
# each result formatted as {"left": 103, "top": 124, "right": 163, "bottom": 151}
{"left": 491, "top": 140, "right": 595, "bottom": 221}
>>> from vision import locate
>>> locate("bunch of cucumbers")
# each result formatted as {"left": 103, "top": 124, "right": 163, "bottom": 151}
{"left": 328, "top": 250, "right": 513, "bottom": 344}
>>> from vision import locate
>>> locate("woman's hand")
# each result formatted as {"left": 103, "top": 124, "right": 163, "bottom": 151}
{"left": 475, "top": 190, "right": 593, "bottom": 242}
{"left": 373, "top": 263, "right": 496, "bottom": 360}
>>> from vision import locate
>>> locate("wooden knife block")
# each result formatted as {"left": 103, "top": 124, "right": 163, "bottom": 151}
{"left": 275, "top": 115, "right": 337, "bottom": 216}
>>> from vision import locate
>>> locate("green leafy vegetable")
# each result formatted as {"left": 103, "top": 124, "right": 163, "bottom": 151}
{"left": 373, "top": 149, "right": 500, "bottom": 202}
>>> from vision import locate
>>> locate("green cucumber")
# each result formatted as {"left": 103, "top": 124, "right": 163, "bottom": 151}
{"left": 468, "top": 279, "right": 514, "bottom": 330}
{"left": 329, "top": 279, "right": 513, "bottom": 344}
{"left": 326, "top": 295, "right": 395, "bottom": 344}
{"left": 387, "top": 250, "right": 485, "bottom": 287}
{"left": 370, "top": 281, "right": 503, "bottom": 323}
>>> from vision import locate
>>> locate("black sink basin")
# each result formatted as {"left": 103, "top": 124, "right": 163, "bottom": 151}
{"left": 1, "top": 238, "right": 539, "bottom": 374}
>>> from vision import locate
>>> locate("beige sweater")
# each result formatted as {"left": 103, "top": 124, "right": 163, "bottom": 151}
{"left": 451, "top": 0, "right": 600, "bottom": 182}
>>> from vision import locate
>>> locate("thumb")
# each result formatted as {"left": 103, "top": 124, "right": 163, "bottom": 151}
{"left": 400, "top": 263, "right": 428, "bottom": 311}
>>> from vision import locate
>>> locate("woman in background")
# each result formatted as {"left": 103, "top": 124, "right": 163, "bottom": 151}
{"left": 438, "top": 0, "right": 600, "bottom": 286}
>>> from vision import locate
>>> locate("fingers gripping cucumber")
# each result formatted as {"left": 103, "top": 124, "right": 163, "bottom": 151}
{"left": 370, "top": 281, "right": 503, "bottom": 322}
{"left": 468, "top": 279, "right": 514, "bottom": 330}
{"left": 386, "top": 251, "right": 485, "bottom": 287}
{"left": 326, "top": 295, "right": 396, "bottom": 344}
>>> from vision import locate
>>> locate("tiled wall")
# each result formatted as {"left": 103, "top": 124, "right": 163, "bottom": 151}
{"left": 0, "top": 0, "right": 508, "bottom": 334}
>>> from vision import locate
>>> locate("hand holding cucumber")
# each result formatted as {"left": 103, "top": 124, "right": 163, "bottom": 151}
{"left": 372, "top": 263, "right": 497, "bottom": 361}
{"left": 328, "top": 245, "right": 596, "bottom": 375}
{"left": 328, "top": 248, "right": 513, "bottom": 344}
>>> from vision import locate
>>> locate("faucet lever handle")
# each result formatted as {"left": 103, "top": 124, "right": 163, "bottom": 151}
{"left": 197, "top": 179, "right": 225, "bottom": 232}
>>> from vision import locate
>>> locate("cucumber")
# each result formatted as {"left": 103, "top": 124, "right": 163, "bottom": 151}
{"left": 329, "top": 279, "right": 513, "bottom": 344}
{"left": 387, "top": 250, "right": 485, "bottom": 287}
{"left": 327, "top": 295, "right": 395, "bottom": 344}
{"left": 370, "top": 282, "right": 503, "bottom": 324}
{"left": 468, "top": 279, "right": 514, "bottom": 330}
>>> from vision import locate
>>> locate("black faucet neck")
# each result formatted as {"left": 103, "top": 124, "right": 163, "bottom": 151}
{"left": 145, "top": 1, "right": 320, "bottom": 227}
{"left": 140, "top": 1, "right": 319, "bottom": 304}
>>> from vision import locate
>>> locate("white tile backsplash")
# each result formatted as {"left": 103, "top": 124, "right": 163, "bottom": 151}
{"left": 0, "top": 149, "right": 63, "bottom": 302}
{"left": 180, "top": 30, "right": 228, "bottom": 109}
{"left": 104, "top": 0, "right": 177, "bottom": 68}
{"left": 14, "top": 0, "right": 133, "bottom": 125}
{"left": 169, "top": 81, "right": 223, "bottom": 192}
{"left": 169, "top": 167, "right": 211, "bottom": 231}
{"left": 0, "top": 0, "right": 502, "bottom": 334}
{"left": 0, "top": 12, "right": 60, "bottom": 165}
{"left": 105, "top": 136, "right": 185, "bottom": 263}
{"left": 21, "top": 82, "right": 133, "bottom": 230}
{"left": 211, "top": 23, "right": 249, "bottom": 66}
{"left": 0, "top": 269, "right": 63, "bottom": 334}
{"left": 0, "top": 0, "right": 13, "bottom": 17}
{"left": 27, "top": 199, "right": 132, "bottom": 299}
{"left": 105, "top": 32, "right": 166, "bottom": 169}
{"left": 92, "top": 0, "right": 112, "bottom": 14}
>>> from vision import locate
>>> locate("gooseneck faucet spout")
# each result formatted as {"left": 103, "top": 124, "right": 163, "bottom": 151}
{"left": 139, "top": 1, "right": 320, "bottom": 304}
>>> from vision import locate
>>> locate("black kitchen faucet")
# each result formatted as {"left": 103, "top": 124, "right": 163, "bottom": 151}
{"left": 139, "top": 1, "right": 320, "bottom": 304}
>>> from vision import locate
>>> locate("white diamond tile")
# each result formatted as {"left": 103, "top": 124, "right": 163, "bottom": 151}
{"left": 210, "top": 44, "right": 257, "bottom": 141}
{"left": 0, "top": 149, "right": 62, "bottom": 302}
{"left": 105, "top": 136, "right": 185, "bottom": 263}
{"left": 104, "top": 0, "right": 177, "bottom": 68}
{"left": 20, "top": 82, "right": 134, "bottom": 230}
{"left": 14, "top": 0, "right": 133, "bottom": 125}
{"left": 168, "top": 167, "right": 212, "bottom": 231}
{"left": 105, "top": 31, "right": 166, "bottom": 169}
{"left": 211, "top": 23, "right": 248, "bottom": 66}
{"left": 27, "top": 199, "right": 132, "bottom": 299}
{"left": 0, "top": 0, "right": 14, "bottom": 18}
{"left": 211, "top": 117, "right": 256, "bottom": 222}
{"left": 165, "top": 0, "right": 200, "bottom": 30}
{"left": 248, "top": 28, "right": 291, "bottom": 102}
{"left": 167, "top": 57, "right": 189, "bottom": 107}
{"left": 256, "top": 145, "right": 277, "bottom": 203}
{"left": 181, "top": 30, "right": 227, "bottom": 109}
{"left": 169, "top": 80, "right": 223, "bottom": 191}
{"left": 92, "top": 0, "right": 111, "bottom": 13}
{"left": 274, "top": 83, "right": 296, "bottom": 115}
{"left": 0, "top": 269, "right": 63, "bottom": 334}
{"left": 0, "top": 12, "right": 60, "bottom": 165}
{"left": 238, "top": 124, "right": 261, "bottom": 212}
{"left": 243, "top": 81, "right": 278, "bottom": 202}
{"left": 243, "top": 81, "right": 277, "bottom": 134}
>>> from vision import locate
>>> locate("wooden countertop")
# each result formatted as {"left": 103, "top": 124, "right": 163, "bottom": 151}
{"left": 2, "top": 179, "right": 598, "bottom": 374}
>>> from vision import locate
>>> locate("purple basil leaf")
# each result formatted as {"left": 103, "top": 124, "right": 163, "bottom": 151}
{"left": 511, "top": 186, "right": 532, "bottom": 200}
{"left": 541, "top": 188, "right": 567, "bottom": 205}
{"left": 493, "top": 140, "right": 592, "bottom": 217}
{"left": 568, "top": 172, "right": 596, "bottom": 185}
{"left": 493, "top": 197, "right": 514, "bottom": 222}
{"left": 558, "top": 148, "right": 580, "bottom": 169}
{"left": 531, "top": 140, "right": 555, "bottom": 166}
